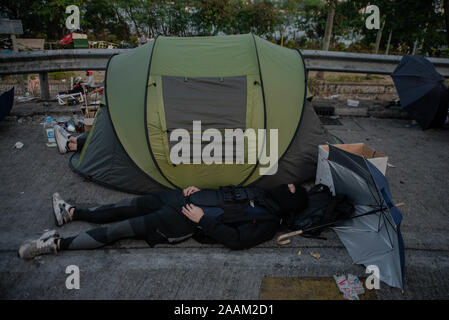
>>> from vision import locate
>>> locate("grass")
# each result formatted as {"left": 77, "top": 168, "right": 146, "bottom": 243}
{"left": 49, "top": 71, "right": 76, "bottom": 80}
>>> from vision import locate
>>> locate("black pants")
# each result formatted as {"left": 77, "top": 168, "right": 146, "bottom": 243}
{"left": 59, "top": 190, "right": 196, "bottom": 250}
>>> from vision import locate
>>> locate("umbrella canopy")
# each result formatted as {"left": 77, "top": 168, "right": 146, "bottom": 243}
{"left": 0, "top": 87, "right": 14, "bottom": 121}
{"left": 391, "top": 55, "right": 448, "bottom": 130}
{"left": 328, "top": 145, "right": 405, "bottom": 290}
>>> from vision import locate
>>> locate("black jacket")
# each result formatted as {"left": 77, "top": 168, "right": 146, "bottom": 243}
{"left": 196, "top": 211, "right": 280, "bottom": 250}
{"left": 157, "top": 187, "right": 282, "bottom": 250}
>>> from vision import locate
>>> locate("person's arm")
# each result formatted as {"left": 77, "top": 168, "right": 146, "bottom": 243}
{"left": 181, "top": 204, "right": 278, "bottom": 250}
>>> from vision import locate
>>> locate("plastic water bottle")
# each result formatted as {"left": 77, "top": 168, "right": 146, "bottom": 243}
{"left": 44, "top": 116, "right": 57, "bottom": 147}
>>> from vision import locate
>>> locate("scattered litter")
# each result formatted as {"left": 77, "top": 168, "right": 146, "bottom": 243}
{"left": 330, "top": 94, "right": 340, "bottom": 99}
{"left": 13, "top": 141, "right": 24, "bottom": 149}
{"left": 55, "top": 116, "right": 71, "bottom": 123}
{"left": 333, "top": 274, "right": 363, "bottom": 300}
{"left": 387, "top": 163, "right": 396, "bottom": 168}
{"left": 347, "top": 99, "right": 360, "bottom": 107}
{"left": 297, "top": 250, "right": 302, "bottom": 256}
{"left": 67, "top": 124, "right": 76, "bottom": 132}
{"left": 347, "top": 274, "right": 365, "bottom": 295}
{"left": 17, "top": 118, "right": 23, "bottom": 124}
{"left": 15, "top": 95, "right": 36, "bottom": 103}
{"left": 329, "top": 115, "right": 340, "bottom": 120}
{"left": 43, "top": 116, "right": 57, "bottom": 147}
{"left": 310, "top": 252, "right": 321, "bottom": 260}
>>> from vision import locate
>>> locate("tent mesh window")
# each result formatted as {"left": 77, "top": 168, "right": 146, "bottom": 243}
{"left": 162, "top": 75, "right": 247, "bottom": 162}
{"left": 162, "top": 76, "right": 247, "bottom": 131}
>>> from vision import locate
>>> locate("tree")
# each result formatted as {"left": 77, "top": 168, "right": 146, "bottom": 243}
{"left": 322, "top": 0, "right": 336, "bottom": 50}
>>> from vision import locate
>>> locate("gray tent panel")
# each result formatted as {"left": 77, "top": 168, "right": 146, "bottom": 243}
{"left": 69, "top": 106, "right": 163, "bottom": 194}
{"left": 254, "top": 102, "right": 329, "bottom": 187}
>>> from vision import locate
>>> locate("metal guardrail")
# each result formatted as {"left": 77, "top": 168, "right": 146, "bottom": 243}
{"left": 0, "top": 49, "right": 127, "bottom": 75}
{"left": 304, "top": 50, "right": 449, "bottom": 76}
{"left": 2, "top": 48, "right": 449, "bottom": 99}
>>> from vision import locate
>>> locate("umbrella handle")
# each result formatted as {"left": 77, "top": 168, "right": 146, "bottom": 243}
{"left": 277, "top": 230, "right": 303, "bottom": 246}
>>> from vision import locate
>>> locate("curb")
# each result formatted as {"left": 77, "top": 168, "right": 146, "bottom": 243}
{"left": 312, "top": 99, "right": 410, "bottom": 119}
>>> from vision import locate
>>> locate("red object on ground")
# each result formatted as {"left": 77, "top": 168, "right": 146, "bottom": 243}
{"left": 60, "top": 34, "right": 73, "bottom": 45}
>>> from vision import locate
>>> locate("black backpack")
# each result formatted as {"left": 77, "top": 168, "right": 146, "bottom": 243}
{"left": 287, "top": 184, "right": 354, "bottom": 238}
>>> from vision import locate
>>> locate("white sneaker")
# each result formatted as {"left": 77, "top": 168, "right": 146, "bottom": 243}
{"left": 18, "top": 230, "right": 60, "bottom": 259}
{"left": 52, "top": 193, "right": 73, "bottom": 226}
{"left": 54, "top": 125, "right": 69, "bottom": 154}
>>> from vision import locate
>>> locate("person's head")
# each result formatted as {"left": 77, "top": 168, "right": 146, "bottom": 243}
{"left": 268, "top": 182, "right": 308, "bottom": 216}
{"left": 73, "top": 76, "right": 82, "bottom": 85}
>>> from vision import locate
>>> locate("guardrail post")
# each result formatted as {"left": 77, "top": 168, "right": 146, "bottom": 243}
{"left": 39, "top": 72, "right": 50, "bottom": 100}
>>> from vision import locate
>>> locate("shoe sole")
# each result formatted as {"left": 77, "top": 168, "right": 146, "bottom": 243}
{"left": 54, "top": 126, "right": 68, "bottom": 154}
{"left": 52, "top": 193, "right": 64, "bottom": 227}
{"left": 18, "top": 230, "right": 59, "bottom": 259}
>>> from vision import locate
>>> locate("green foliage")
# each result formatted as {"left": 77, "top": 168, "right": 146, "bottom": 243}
{"left": 192, "top": 0, "right": 280, "bottom": 36}
{"left": 106, "top": 34, "right": 118, "bottom": 43}
{"left": 1, "top": 0, "right": 446, "bottom": 56}
{"left": 49, "top": 71, "right": 76, "bottom": 80}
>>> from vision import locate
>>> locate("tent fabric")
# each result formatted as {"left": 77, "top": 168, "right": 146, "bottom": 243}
{"left": 0, "top": 87, "right": 14, "bottom": 121}
{"left": 254, "top": 101, "right": 328, "bottom": 188}
{"left": 70, "top": 34, "right": 329, "bottom": 194}
{"left": 69, "top": 106, "right": 165, "bottom": 194}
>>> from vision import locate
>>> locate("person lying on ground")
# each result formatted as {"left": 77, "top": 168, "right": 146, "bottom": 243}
{"left": 53, "top": 124, "right": 88, "bottom": 154}
{"left": 18, "top": 183, "right": 308, "bottom": 259}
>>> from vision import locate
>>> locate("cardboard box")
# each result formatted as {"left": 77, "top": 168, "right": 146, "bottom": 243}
{"left": 315, "top": 143, "right": 388, "bottom": 195}
{"left": 81, "top": 105, "right": 98, "bottom": 132}
{"left": 83, "top": 117, "right": 95, "bottom": 131}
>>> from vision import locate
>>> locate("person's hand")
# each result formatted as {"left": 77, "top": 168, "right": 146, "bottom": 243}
{"left": 183, "top": 186, "right": 200, "bottom": 197}
{"left": 181, "top": 204, "right": 204, "bottom": 223}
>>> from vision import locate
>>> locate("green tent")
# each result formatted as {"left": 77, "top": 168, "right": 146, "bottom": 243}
{"left": 70, "top": 34, "right": 329, "bottom": 194}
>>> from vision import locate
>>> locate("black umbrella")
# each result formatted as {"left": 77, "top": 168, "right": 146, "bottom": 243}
{"left": 0, "top": 87, "right": 14, "bottom": 121}
{"left": 391, "top": 55, "right": 448, "bottom": 130}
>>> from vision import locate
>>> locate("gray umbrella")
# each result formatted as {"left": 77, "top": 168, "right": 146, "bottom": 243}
{"left": 328, "top": 145, "right": 405, "bottom": 290}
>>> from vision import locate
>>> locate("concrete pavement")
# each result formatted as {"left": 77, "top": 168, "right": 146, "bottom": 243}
{"left": 0, "top": 105, "right": 448, "bottom": 299}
